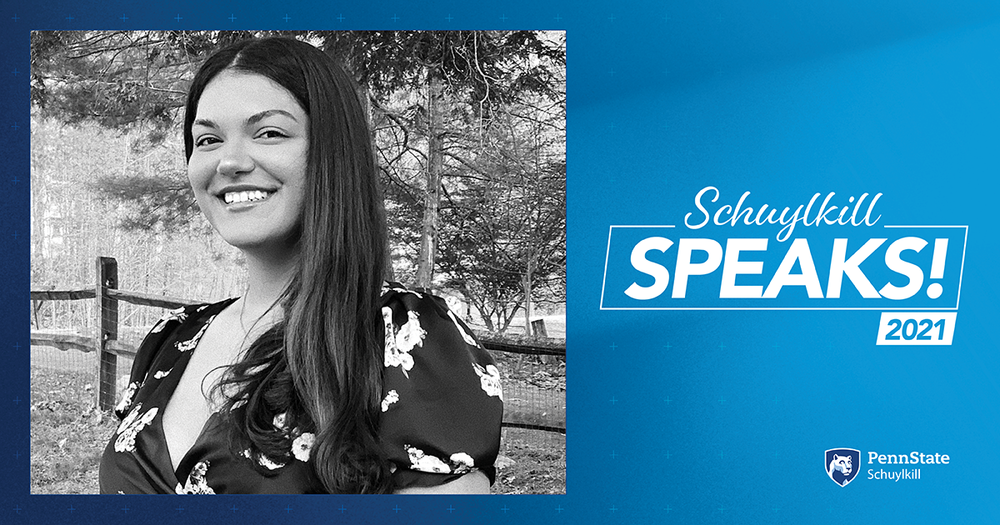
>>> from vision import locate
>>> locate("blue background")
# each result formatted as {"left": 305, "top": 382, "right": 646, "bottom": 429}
{"left": 4, "top": 0, "right": 1000, "bottom": 523}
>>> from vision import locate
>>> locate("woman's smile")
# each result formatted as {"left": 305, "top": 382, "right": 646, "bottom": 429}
{"left": 222, "top": 190, "right": 272, "bottom": 205}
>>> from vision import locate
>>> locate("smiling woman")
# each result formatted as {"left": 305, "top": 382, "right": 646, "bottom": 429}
{"left": 97, "top": 37, "right": 503, "bottom": 495}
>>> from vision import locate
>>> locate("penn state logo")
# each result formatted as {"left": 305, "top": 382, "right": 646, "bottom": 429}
{"left": 825, "top": 448, "right": 860, "bottom": 487}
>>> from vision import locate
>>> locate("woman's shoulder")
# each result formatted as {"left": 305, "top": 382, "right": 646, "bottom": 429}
{"left": 148, "top": 301, "right": 221, "bottom": 333}
{"left": 120, "top": 299, "right": 236, "bottom": 405}
{"left": 379, "top": 282, "right": 477, "bottom": 335}
{"left": 141, "top": 298, "right": 235, "bottom": 345}
{"left": 378, "top": 282, "right": 503, "bottom": 490}
{"left": 378, "top": 282, "right": 443, "bottom": 310}
{"left": 378, "top": 282, "right": 494, "bottom": 374}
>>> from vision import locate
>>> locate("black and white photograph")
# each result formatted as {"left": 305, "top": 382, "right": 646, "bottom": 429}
{"left": 29, "top": 30, "right": 565, "bottom": 494}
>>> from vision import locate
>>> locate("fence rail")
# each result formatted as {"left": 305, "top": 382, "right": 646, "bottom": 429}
{"left": 29, "top": 331, "right": 134, "bottom": 356}
{"left": 31, "top": 289, "right": 95, "bottom": 301}
{"left": 32, "top": 257, "right": 566, "bottom": 435}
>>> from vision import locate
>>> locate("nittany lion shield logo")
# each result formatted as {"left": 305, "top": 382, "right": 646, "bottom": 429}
{"left": 825, "top": 448, "right": 860, "bottom": 487}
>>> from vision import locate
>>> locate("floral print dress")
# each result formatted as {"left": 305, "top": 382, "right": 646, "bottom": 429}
{"left": 98, "top": 284, "right": 503, "bottom": 494}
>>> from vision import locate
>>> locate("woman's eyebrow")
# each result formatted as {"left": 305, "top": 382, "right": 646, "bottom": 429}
{"left": 192, "top": 110, "right": 299, "bottom": 129}
{"left": 246, "top": 109, "right": 299, "bottom": 126}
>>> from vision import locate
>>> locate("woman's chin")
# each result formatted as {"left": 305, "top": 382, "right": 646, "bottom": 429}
{"left": 218, "top": 232, "right": 300, "bottom": 258}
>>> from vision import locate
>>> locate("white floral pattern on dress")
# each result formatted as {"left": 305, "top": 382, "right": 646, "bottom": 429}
{"left": 383, "top": 308, "right": 426, "bottom": 377}
{"left": 114, "top": 403, "right": 158, "bottom": 453}
{"left": 150, "top": 307, "right": 187, "bottom": 334}
{"left": 241, "top": 449, "right": 286, "bottom": 471}
{"left": 473, "top": 363, "right": 504, "bottom": 400}
{"left": 115, "top": 381, "right": 139, "bottom": 415}
{"left": 405, "top": 445, "right": 451, "bottom": 473}
{"left": 152, "top": 368, "right": 172, "bottom": 380}
{"left": 175, "top": 314, "right": 215, "bottom": 352}
{"left": 383, "top": 307, "right": 405, "bottom": 369}
{"left": 176, "top": 461, "right": 215, "bottom": 494}
{"left": 397, "top": 311, "right": 427, "bottom": 353}
{"left": 292, "top": 432, "right": 315, "bottom": 462}
{"left": 381, "top": 390, "right": 399, "bottom": 412}
{"left": 449, "top": 452, "right": 475, "bottom": 474}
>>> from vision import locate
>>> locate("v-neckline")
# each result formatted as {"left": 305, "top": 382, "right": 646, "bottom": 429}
{"left": 155, "top": 298, "right": 238, "bottom": 485}
{"left": 157, "top": 410, "right": 221, "bottom": 486}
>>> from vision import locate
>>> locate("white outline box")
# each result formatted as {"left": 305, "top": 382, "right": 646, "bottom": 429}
{"left": 600, "top": 225, "right": 968, "bottom": 311}
{"left": 876, "top": 312, "right": 957, "bottom": 345}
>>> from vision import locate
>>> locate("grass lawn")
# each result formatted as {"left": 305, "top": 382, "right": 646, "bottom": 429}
{"left": 494, "top": 428, "right": 566, "bottom": 494}
{"left": 30, "top": 366, "right": 115, "bottom": 494}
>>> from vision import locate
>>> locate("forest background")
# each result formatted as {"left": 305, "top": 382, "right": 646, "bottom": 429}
{"left": 30, "top": 30, "right": 566, "bottom": 337}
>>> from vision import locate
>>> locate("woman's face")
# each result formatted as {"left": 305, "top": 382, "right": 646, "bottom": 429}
{"left": 188, "top": 70, "right": 309, "bottom": 255}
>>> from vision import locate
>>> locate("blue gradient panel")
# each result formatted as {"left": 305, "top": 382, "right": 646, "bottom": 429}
{"left": 5, "top": 1, "right": 1000, "bottom": 524}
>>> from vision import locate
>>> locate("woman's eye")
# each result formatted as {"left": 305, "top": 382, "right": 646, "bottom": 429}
{"left": 195, "top": 136, "right": 220, "bottom": 147}
{"left": 256, "top": 129, "right": 288, "bottom": 140}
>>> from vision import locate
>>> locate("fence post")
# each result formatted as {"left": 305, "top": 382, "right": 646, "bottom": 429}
{"left": 96, "top": 257, "right": 119, "bottom": 411}
{"left": 530, "top": 319, "right": 548, "bottom": 338}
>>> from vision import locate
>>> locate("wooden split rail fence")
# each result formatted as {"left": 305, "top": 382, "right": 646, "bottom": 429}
{"left": 31, "top": 257, "right": 566, "bottom": 434}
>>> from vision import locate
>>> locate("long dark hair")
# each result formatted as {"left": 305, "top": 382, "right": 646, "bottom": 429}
{"left": 183, "top": 37, "right": 391, "bottom": 493}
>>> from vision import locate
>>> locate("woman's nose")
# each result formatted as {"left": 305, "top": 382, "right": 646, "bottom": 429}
{"left": 216, "top": 143, "right": 255, "bottom": 177}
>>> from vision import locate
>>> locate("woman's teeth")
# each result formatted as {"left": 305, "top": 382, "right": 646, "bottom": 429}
{"left": 224, "top": 190, "right": 270, "bottom": 204}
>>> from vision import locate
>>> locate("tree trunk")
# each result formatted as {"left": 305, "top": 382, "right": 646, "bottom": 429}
{"left": 30, "top": 144, "right": 45, "bottom": 267}
{"left": 415, "top": 74, "right": 445, "bottom": 289}
{"left": 522, "top": 267, "right": 533, "bottom": 337}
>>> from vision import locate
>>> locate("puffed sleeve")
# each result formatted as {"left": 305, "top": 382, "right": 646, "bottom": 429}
{"left": 378, "top": 284, "right": 504, "bottom": 489}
